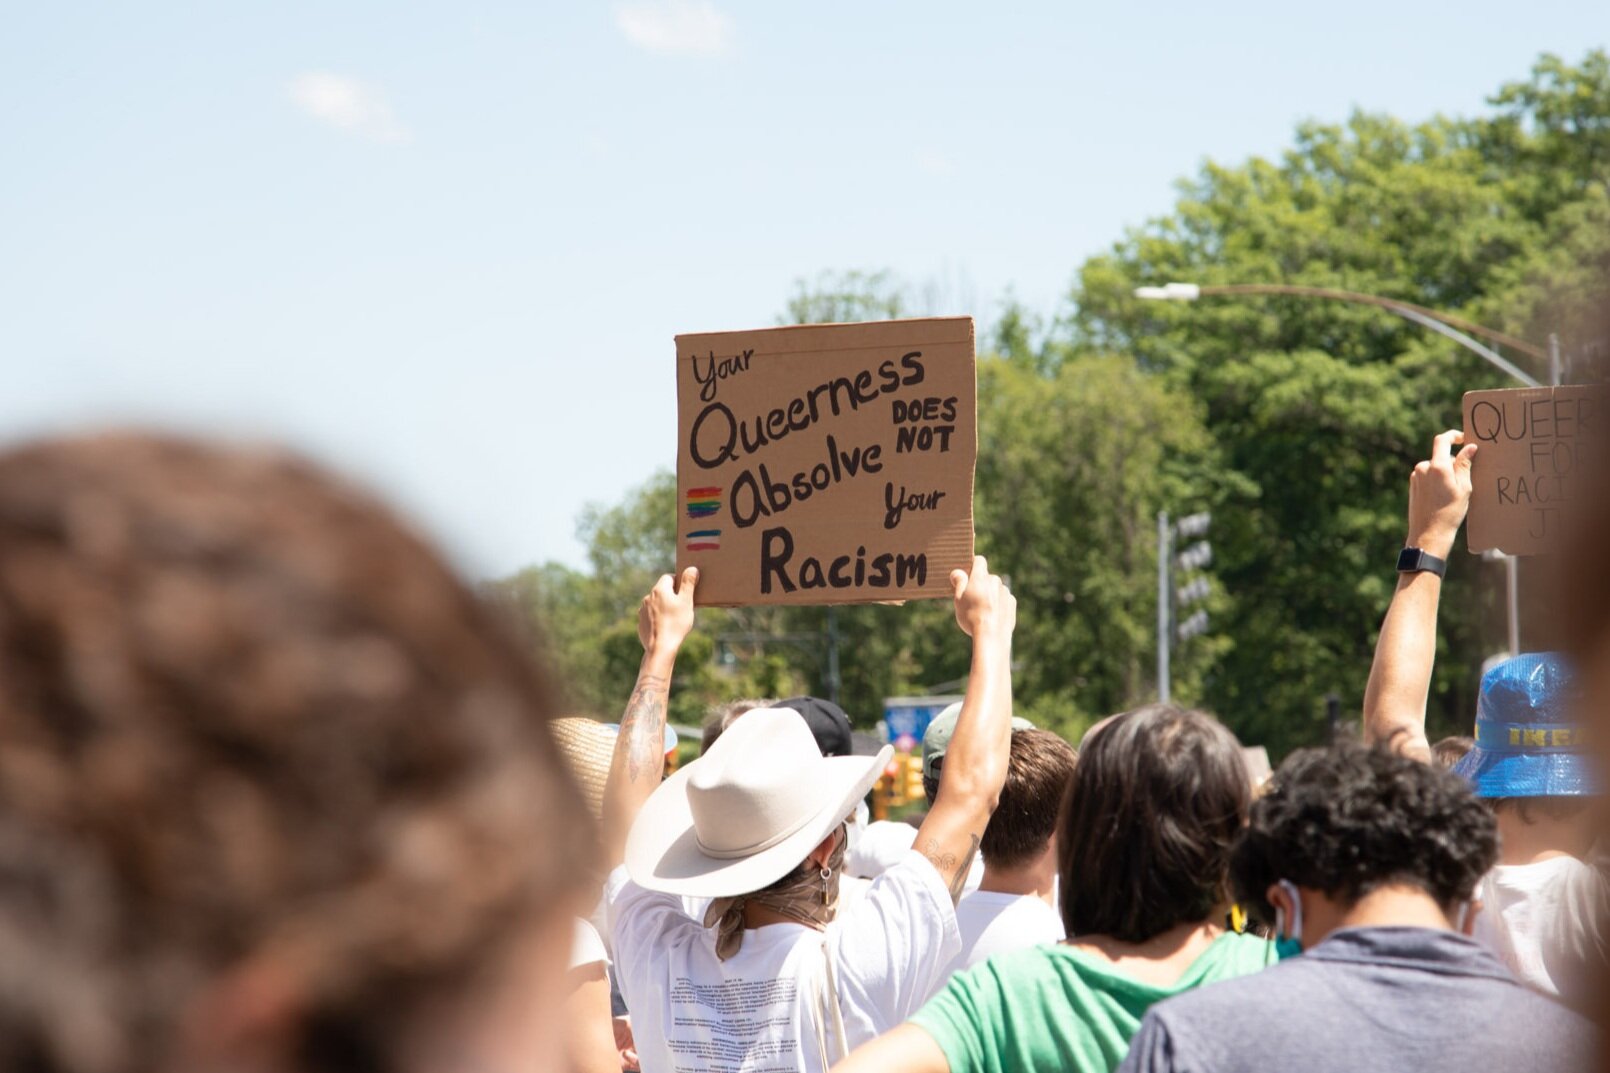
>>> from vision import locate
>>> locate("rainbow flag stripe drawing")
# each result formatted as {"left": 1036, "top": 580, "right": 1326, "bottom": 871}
{"left": 686, "top": 487, "right": 721, "bottom": 519}
{"left": 685, "top": 529, "right": 721, "bottom": 552}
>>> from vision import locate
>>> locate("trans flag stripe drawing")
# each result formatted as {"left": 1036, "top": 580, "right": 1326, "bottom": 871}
{"left": 686, "top": 486, "right": 721, "bottom": 519}
{"left": 685, "top": 529, "right": 721, "bottom": 551}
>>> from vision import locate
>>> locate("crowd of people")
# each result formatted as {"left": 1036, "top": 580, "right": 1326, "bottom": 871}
{"left": 0, "top": 425, "right": 1607, "bottom": 1073}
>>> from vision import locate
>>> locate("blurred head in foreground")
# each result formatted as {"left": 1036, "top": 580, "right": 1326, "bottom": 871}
{"left": 0, "top": 434, "right": 594, "bottom": 1073}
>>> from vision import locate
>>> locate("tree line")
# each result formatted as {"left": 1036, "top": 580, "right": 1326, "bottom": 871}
{"left": 491, "top": 51, "right": 1610, "bottom": 754}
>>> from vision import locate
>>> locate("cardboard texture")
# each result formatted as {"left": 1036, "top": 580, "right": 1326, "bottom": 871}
{"left": 1463, "top": 385, "right": 1603, "bottom": 555}
{"left": 676, "top": 317, "right": 977, "bottom": 606}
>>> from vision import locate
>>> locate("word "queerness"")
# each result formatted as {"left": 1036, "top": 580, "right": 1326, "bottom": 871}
{"left": 688, "top": 353, "right": 925, "bottom": 469}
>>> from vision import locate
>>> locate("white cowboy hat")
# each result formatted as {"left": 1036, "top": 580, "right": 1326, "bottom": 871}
{"left": 625, "top": 707, "right": 892, "bottom": 897}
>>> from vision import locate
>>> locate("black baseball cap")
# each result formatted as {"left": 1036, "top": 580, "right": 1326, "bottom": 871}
{"left": 776, "top": 696, "right": 854, "bottom": 757}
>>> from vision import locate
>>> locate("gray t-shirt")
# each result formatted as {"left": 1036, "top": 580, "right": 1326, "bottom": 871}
{"left": 1118, "top": 927, "right": 1593, "bottom": 1073}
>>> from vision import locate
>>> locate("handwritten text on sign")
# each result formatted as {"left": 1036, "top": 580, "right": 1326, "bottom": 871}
{"left": 676, "top": 318, "right": 976, "bottom": 606}
{"left": 1462, "top": 385, "right": 1603, "bottom": 555}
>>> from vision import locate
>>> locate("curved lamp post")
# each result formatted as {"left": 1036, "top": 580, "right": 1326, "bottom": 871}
{"left": 1133, "top": 281, "right": 1557, "bottom": 387}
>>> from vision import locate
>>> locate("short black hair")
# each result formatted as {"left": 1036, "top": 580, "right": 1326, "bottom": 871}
{"left": 1057, "top": 705, "right": 1248, "bottom": 942}
{"left": 1232, "top": 743, "right": 1498, "bottom": 917}
{"left": 981, "top": 730, "right": 1077, "bottom": 870}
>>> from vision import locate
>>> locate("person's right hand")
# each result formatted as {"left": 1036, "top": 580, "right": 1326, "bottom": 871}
{"left": 637, "top": 567, "right": 698, "bottom": 655}
{"left": 950, "top": 555, "right": 1015, "bottom": 640}
{"left": 613, "top": 1015, "right": 640, "bottom": 1072}
{"left": 1407, "top": 429, "right": 1478, "bottom": 559}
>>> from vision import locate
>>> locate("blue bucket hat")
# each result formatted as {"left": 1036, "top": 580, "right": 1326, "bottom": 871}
{"left": 1451, "top": 652, "right": 1599, "bottom": 798}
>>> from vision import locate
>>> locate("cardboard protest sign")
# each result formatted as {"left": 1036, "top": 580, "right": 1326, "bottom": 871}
{"left": 1463, "top": 385, "right": 1603, "bottom": 555}
{"left": 676, "top": 317, "right": 976, "bottom": 606}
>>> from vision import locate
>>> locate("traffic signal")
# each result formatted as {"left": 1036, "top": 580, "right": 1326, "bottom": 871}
{"left": 904, "top": 753, "right": 925, "bottom": 804}
{"left": 1174, "top": 512, "right": 1213, "bottom": 645}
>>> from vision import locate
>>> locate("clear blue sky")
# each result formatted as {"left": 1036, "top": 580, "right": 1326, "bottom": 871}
{"left": 3, "top": 2, "right": 1604, "bottom": 575}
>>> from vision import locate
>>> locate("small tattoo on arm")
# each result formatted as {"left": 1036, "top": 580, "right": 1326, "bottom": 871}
{"left": 921, "top": 835, "right": 981, "bottom": 903}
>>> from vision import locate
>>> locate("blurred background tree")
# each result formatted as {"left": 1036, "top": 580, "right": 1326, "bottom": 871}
{"left": 489, "top": 50, "right": 1610, "bottom": 754}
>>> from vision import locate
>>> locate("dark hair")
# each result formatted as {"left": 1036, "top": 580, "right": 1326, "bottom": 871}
{"left": 0, "top": 434, "right": 595, "bottom": 1073}
{"left": 1057, "top": 705, "right": 1248, "bottom": 942}
{"left": 1232, "top": 743, "right": 1498, "bottom": 917}
{"left": 981, "top": 730, "right": 1077, "bottom": 870}
{"left": 1430, "top": 735, "right": 1475, "bottom": 769}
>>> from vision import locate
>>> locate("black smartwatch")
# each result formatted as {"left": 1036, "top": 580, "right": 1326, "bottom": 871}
{"left": 1396, "top": 546, "right": 1448, "bottom": 578}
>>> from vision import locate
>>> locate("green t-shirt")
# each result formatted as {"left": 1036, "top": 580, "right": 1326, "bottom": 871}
{"left": 910, "top": 932, "right": 1271, "bottom": 1073}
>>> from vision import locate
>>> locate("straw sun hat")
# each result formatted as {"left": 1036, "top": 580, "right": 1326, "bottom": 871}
{"left": 551, "top": 717, "right": 618, "bottom": 820}
{"left": 625, "top": 708, "right": 892, "bottom": 898}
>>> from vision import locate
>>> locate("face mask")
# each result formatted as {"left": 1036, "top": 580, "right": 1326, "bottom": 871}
{"left": 1453, "top": 901, "right": 1471, "bottom": 933}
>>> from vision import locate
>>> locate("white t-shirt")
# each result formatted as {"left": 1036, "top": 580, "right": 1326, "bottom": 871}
{"left": 845, "top": 819, "right": 984, "bottom": 895}
{"left": 1474, "top": 855, "right": 1604, "bottom": 1009}
{"left": 571, "top": 917, "right": 610, "bottom": 970}
{"left": 608, "top": 852, "right": 961, "bottom": 1073}
{"left": 934, "top": 889, "right": 1064, "bottom": 988}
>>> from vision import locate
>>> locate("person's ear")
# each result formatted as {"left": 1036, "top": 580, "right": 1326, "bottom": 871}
{"left": 1265, "top": 882, "right": 1295, "bottom": 938}
{"left": 806, "top": 828, "right": 842, "bottom": 870}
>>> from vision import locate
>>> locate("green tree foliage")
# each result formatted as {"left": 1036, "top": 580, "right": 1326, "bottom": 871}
{"left": 1070, "top": 50, "right": 1610, "bottom": 750}
{"left": 492, "top": 50, "right": 1609, "bottom": 754}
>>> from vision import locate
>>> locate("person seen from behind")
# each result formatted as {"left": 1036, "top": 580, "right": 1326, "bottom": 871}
{"left": 1364, "top": 428, "right": 1605, "bottom": 1008}
{"left": 929, "top": 728, "right": 1076, "bottom": 990}
{"left": 603, "top": 556, "right": 1018, "bottom": 1073}
{"left": 833, "top": 704, "right": 1265, "bottom": 1073}
{"left": 0, "top": 434, "right": 595, "bottom": 1073}
{"left": 1119, "top": 743, "right": 1593, "bottom": 1072}
{"left": 844, "top": 702, "right": 1008, "bottom": 890}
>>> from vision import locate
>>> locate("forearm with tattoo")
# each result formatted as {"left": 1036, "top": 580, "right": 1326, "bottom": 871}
{"left": 922, "top": 833, "right": 982, "bottom": 903}
{"left": 620, "top": 672, "right": 669, "bottom": 784}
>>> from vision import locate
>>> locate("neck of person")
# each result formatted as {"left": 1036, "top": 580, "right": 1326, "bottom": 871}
{"left": 1064, "top": 916, "right": 1226, "bottom": 986}
{"left": 1302, "top": 883, "right": 1461, "bottom": 947}
{"left": 978, "top": 843, "right": 1057, "bottom": 905}
{"left": 1495, "top": 807, "right": 1594, "bottom": 867}
{"left": 743, "top": 902, "right": 819, "bottom": 929}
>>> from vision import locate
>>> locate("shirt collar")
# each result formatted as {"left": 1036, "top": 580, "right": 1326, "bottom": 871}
{"left": 1305, "top": 926, "right": 1514, "bottom": 983}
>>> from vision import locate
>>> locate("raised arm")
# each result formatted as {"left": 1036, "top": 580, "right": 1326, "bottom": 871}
{"left": 1362, "top": 430, "right": 1476, "bottom": 761}
{"left": 602, "top": 567, "right": 698, "bottom": 867}
{"left": 914, "top": 555, "right": 1016, "bottom": 904}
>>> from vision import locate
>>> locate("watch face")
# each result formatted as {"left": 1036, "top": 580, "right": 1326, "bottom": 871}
{"left": 1397, "top": 548, "right": 1422, "bottom": 572}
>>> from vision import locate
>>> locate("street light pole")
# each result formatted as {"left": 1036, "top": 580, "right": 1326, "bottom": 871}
{"left": 1135, "top": 280, "right": 1552, "bottom": 658}
{"left": 1157, "top": 510, "right": 1171, "bottom": 704}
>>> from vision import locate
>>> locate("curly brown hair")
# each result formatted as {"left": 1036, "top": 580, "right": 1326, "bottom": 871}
{"left": 0, "top": 434, "right": 595, "bottom": 1073}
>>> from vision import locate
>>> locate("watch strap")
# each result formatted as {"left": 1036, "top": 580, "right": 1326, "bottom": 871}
{"left": 1397, "top": 546, "right": 1448, "bottom": 578}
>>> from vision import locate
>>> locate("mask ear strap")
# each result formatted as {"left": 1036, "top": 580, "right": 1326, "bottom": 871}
{"left": 1277, "top": 879, "right": 1303, "bottom": 941}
